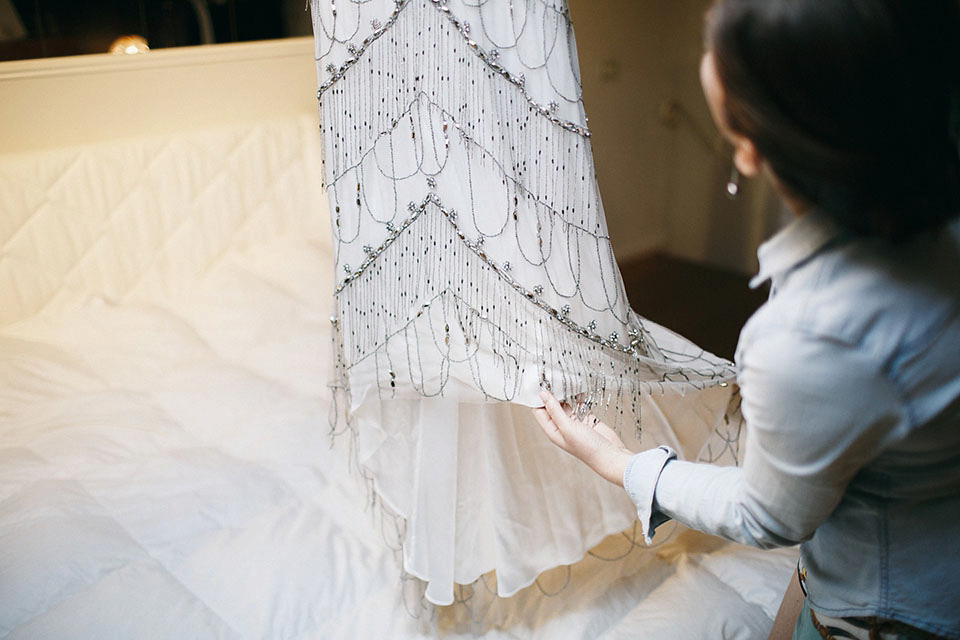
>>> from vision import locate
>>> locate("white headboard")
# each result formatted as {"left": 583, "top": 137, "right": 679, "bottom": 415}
{"left": 0, "top": 39, "right": 330, "bottom": 326}
{"left": 0, "top": 37, "right": 320, "bottom": 152}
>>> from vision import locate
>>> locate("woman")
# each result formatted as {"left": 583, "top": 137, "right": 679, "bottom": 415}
{"left": 533, "top": 0, "right": 960, "bottom": 637}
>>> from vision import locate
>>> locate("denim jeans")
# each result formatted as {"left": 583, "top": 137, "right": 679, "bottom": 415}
{"left": 792, "top": 599, "right": 942, "bottom": 640}
{"left": 792, "top": 600, "right": 822, "bottom": 640}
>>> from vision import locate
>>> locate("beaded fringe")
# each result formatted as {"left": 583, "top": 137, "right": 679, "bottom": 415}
{"left": 315, "top": 0, "right": 744, "bottom": 617}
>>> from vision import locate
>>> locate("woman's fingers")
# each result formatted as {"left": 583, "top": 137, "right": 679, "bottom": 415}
{"left": 588, "top": 415, "right": 628, "bottom": 448}
{"left": 532, "top": 406, "right": 565, "bottom": 449}
{"left": 532, "top": 392, "right": 633, "bottom": 487}
{"left": 539, "top": 390, "right": 570, "bottom": 426}
{"left": 535, "top": 391, "right": 585, "bottom": 454}
{"left": 538, "top": 391, "right": 601, "bottom": 454}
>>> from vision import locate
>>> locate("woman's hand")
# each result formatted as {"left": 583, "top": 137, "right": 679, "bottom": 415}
{"left": 532, "top": 390, "right": 636, "bottom": 487}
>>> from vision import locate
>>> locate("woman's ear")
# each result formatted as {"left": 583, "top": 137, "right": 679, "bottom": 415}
{"left": 733, "top": 137, "right": 762, "bottom": 177}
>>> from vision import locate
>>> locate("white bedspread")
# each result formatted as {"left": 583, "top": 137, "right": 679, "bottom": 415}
{"left": 0, "top": 117, "right": 796, "bottom": 639}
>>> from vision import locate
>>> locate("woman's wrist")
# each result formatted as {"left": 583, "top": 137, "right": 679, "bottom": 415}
{"left": 591, "top": 447, "right": 634, "bottom": 488}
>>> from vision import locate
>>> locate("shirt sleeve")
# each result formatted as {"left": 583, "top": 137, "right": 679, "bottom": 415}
{"left": 622, "top": 446, "right": 677, "bottom": 544}
{"left": 623, "top": 326, "right": 910, "bottom": 549}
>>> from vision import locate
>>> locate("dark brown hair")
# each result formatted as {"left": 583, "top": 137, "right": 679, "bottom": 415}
{"left": 705, "top": 0, "right": 960, "bottom": 240}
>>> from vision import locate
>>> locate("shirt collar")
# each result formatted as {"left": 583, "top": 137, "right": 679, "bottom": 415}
{"left": 749, "top": 210, "right": 843, "bottom": 289}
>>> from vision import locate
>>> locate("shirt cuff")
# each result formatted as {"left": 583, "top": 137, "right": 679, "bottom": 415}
{"left": 622, "top": 445, "right": 678, "bottom": 544}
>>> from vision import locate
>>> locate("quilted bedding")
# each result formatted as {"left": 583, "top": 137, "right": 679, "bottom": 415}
{"left": 0, "top": 116, "right": 796, "bottom": 638}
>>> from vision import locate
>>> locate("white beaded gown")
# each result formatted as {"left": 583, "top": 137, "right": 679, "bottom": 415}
{"left": 311, "top": 0, "right": 740, "bottom": 606}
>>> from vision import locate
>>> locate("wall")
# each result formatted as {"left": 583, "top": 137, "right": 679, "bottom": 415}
{"left": 569, "top": 0, "right": 779, "bottom": 274}
{"left": 567, "top": 0, "right": 673, "bottom": 262}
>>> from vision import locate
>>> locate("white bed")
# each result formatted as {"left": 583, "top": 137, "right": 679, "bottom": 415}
{"left": 0, "top": 43, "right": 796, "bottom": 640}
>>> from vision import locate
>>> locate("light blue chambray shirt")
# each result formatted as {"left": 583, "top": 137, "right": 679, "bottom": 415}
{"left": 624, "top": 211, "right": 960, "bottom": 638}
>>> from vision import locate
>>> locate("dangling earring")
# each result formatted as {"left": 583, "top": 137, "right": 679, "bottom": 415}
{"left": 726, "top": 166, "right": 740, "bottom": 199}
